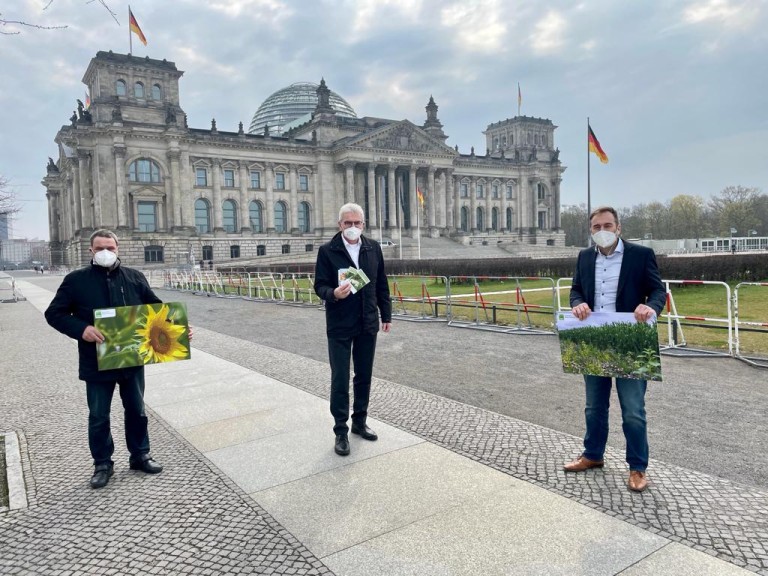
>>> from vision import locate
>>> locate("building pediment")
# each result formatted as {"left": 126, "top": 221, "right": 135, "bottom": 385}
{"left": 346, "top": 121, "right": 456, "bottom": 156}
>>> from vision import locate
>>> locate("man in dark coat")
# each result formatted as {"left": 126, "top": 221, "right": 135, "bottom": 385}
{"left": 314, "top": 203, "right": 392, "bottom": 456}
{"left": 564, "top": 206, "right": 666, "bottom": 492}
{"left": 45, "top": 229, "right": 165, "bottom": 488}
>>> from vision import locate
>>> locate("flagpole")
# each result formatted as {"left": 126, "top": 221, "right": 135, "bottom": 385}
{"left": 587, "top": 117, "right": 592, "bottom": 247}
{"left": 517, "top": 83, "right": 521, "bottom": 116}
{"left": 128, "top": 6, "right": 133, "bottom": 55}
{"left": 378, "top": 174, "right": 383, "bottom": 244}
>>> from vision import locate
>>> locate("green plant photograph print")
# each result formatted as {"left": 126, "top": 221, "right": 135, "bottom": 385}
{"left": 94, "top": 302, "right": 191, "bottom": 371}
{"left": 556, "top": 311, "right": 662, "bottom": 381}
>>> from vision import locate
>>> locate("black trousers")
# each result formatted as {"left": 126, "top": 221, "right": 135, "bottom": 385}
{"left": 85, "top": 369, "right": 150, "bottom": 467}
{"left": 327, "top": 331, "right": 377, "bottom": 435}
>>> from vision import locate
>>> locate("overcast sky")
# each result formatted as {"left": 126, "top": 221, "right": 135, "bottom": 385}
{"left": 2, "top": 0, "right": 766, "bottom": 240}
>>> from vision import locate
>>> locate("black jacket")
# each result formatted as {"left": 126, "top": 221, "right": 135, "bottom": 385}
{"left": 570, "top": 240, "right": 666, "bottom": 315}
{"left": 314, "top": 233, "right": 392, "bottom": 338}
{"left": 45, "top": 260, "right": 162, "bottom": 381}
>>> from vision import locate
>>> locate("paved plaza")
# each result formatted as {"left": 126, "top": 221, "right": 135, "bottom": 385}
{"left": 1, "top": 272, "right": 766, "bottom": 575}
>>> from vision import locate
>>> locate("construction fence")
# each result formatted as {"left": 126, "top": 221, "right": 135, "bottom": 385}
{"left": 153, "top": 269, "right": 768, "bottom": 369}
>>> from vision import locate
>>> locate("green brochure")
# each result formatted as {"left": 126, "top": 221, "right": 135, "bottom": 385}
{"left": 338, "top": 267, "right": 370, "bottom": 294}
{"left": 93, "top": 302, "right": 191, "bottom": 370}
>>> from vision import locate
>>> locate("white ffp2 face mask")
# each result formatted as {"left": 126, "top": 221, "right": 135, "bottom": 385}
{"left": 343, "top": 226, "right": 362, "bottom": 242}
{"left": 592, "top": 230, "right": 617, "bottom": 249}
{"left": 93, "top": 249, "right": 117, "bottom": 268}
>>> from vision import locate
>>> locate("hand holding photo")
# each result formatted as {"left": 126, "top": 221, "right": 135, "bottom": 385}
{"left": 338, "top": 267, "right": 370, "bottom": 294}
{"left": 94, "top": 302, "right": 191, "bottom": 370}
{"left": 556, "top": 311, "right": 662, "bottom": 381}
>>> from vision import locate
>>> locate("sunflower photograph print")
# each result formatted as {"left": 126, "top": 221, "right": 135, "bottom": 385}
{"left": 94, "top": 302, "right": 191, "bottom": 370}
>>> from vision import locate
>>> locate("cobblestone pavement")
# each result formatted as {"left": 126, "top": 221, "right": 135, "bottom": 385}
{"left": 0, "top": 302, "right": 332, "bottom": 575}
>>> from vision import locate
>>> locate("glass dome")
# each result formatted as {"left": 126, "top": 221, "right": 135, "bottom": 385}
{"left": 248, "top": 82, "right": 357, "bottom": 136}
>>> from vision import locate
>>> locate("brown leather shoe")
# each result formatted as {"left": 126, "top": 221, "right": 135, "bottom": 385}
{"left": 563, "top": 455, "right": 604, "bottom": 472}
{"left": 628, "top": 470, "right": 648, "bottom": 492}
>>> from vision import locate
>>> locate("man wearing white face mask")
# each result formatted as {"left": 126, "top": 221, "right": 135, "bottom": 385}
{"left": 564, "top": 206, "right": 666, "bottom": 492}
{"left": 314, "top": 203, "right": 392, "bottom": 456}
{"left": 45, "top": 229, "right": 165, "bottom": 489}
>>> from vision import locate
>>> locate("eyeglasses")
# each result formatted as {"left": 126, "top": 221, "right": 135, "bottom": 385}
{"left": 342, "top": 220, "right": 364, "bottom": 227}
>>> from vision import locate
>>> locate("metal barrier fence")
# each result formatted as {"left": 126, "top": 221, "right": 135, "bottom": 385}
{"left": 733, "top": 282, "right": 768, "bottom": 368}
{"left": 660, "top": 280, "right": 733, "bottom": 357}
{"left": 446, "top": 275, "right": 557, "bottom": 335}
{"left": 389, "top": 275, "right": 449, "bottom": 322}
{"left": 157, "top": 268, "right": 766, "bottom": 369}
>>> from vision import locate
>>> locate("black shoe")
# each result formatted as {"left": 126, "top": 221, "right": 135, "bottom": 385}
{"left": 351, "top": 424, "right": 378, "bottom": 441}
{"left": 334, "top": 434, "right": 350, "bottom": 456}
{"left": 90, "top": 464, "right": 113, "bottom": 489}
{"left": 129, "top": 455, "right": 163, "bottom": 474}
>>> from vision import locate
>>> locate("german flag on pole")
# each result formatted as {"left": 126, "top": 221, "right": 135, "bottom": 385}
{"left": 416, "top": 187, "right": 425, "bottom": 207}
{"left": 129, "top": 8, "right": 147, "bottom": 46}
{"left": 588, "top": 125, "right": 608, "bottom": 164}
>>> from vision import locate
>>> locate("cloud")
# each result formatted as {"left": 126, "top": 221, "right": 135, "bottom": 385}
{"left": 440, "top": 0, "right": 507, "bottom": 53}
{"left": 530, "top": 10, "right": 567, "bottom": 55}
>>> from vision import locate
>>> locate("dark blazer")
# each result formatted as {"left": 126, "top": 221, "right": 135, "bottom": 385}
{"left": 45, "top": 261, "right": 162, "bottom": 381}
{"left": 570, "top": 240, "right": 666, "bottom": 315}
{"left": 314, "top": 233, "right": 392, "bottom": 338}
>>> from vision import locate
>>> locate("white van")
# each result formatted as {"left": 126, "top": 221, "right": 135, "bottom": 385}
{"left": 380, "top": 240, "right": 397, "bottom": 247}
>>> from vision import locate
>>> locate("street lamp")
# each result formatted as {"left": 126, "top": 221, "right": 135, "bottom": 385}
{"left": 730, "top": 227, "right": 737, "bottom": 254}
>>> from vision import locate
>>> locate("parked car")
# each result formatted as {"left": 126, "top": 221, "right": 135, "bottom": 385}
{"left": 380, "top": 240, "right": 397, "bottom": 247}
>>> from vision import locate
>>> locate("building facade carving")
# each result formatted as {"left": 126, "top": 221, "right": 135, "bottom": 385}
{"left": 43, "top": 51, "right": 566, "bottom": 267}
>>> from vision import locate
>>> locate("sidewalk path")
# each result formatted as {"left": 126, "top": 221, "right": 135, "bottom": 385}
{"left": 0, "top": 277, "right": 764, "bottom": 575}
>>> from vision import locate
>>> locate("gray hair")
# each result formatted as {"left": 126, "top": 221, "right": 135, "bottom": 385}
{"left": 338, "top": 203, "right": 364, "bottom": 223}
{"left": 90, "top": 229, "right": 119, "bottom": 246}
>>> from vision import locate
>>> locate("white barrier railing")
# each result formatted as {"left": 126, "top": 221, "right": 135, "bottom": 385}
{"left": 733, "top": 282, "right": 768, "bottom": 368}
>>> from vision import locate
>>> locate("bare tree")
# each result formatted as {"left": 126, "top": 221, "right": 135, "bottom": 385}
{"left": 560, "top": 204, "right": 589, "bottom": 247}
{"left": 709, "top": 186, "right": 762, "bottom": 237}
{"left": 1, "top": 1, "right": 118, "bottom": 35}
{"left": 0, "top": 175, "right": 20, "bottom": 216}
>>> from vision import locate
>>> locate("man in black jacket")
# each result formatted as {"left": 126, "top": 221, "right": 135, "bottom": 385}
{"left": 564, "top": 207, "right": 666, "bottom": 492}
{"left": 314, "top": 203, "right": 392, "bottom": 456}
{"left": 45, "top": 229, "right": 165, "bottom": 488}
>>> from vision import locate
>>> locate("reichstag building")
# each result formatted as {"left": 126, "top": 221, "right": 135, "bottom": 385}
{"left": 43, "top": 51, "right": 566, "bottom": 267}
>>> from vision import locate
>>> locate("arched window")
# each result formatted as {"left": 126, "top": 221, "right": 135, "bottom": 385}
{"left": 222, "top": 200, "right": 237, "bottom": 233}
{"left": 460, "top": 206, "right": 469, "bottom": 232}
{"left": 151, "top": 84, "right": 162, "bottom": 100}
{"left": 506, "top": 207, "right": 514, "bottom": 231}
{"left": 249, "top": 201, "right": 263, "bottom": 232}
{"left": 298, "top": 202, "right": 311, "bottom": 233}
{"left": 128, "top": 159, "right": 161, "bottom": 183}
{"left": 134, "top": 82, "right": 144, "bottom": 98}
{"left": 492, "top": 208, "right": 499, "bottom": 231}
{"left": 476, "top": 207, "right": 484, "bottom": 230}
{"left": 195, "top": 199, "right": 211, "bottom": 234}
{"left": 274, "top": 201, "right": 287, "bottom": 233}
{"left": 116, "top": 79, "right": 127, "bottom": 96}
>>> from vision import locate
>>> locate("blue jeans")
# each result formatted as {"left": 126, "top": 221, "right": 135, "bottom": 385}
{"left": 85, "top": 369, "right": 150, "bottom": 466}
{"left": 583, "top": 375, "right": 648, "bottom": 471}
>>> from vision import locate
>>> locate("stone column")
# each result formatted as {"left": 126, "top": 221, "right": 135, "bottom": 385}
{"left": 444, "top": 169, "right": 454, "bottom": 231}
{"left": 180, "top": 151, "right": 192, "bottom": 228}
{"left": 71, "top": 156, "right": 83, "bottom": 233}
{"left": 211, "top": 159, "right": 223, "bottom": 232}
{"left": 427, "top": 166, "right": 436, "bottom": 229}
{"left": 77, "top": 151, "right": 92, "bottom": 231}
{"left": 168, "top": 149, "right": 182, "bottom": 230}
{"left": 485, "top": 181, "right": 492, "bottom": 232}
{"left": 387, "top": 164, "right": 396, "bottom": 231}
{"left": 344, "top": 162, "right": 355, "bottom": 204}
{"left": 409, "top": 168, "right": 417, "bottom": 235}
{"left": 367, "top": 163, "right": 377, "bottom": 228}
{"left": 553, "top": 177, "right": 562, "bottom": 229}
{"left": 265, "top": 162, "right": 275, "bottom": 232}
{"left": 453, "top": 173, "right": 461, "bottom": 230}
{"left": 516, "top": 178, "right": 524, "bottom": 230}
{"left": 238, "top": 161, "right": 251, "bottom": 232}
{"left": 113, "top": 146, "right": 128, "bottom": 230}
{"left": 469, "top": 177, "right": 477, "bottom": 232}
{"left": 289, "top": 163, "right": 299, "bottom": 233}
{"left": 500, "top": 181, "right": 508, "bottom": 231}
